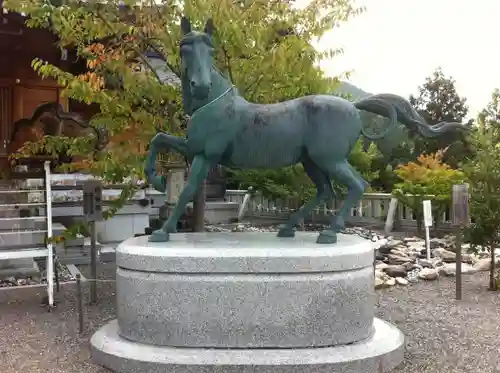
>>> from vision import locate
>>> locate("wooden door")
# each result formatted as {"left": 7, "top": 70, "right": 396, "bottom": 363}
{"left": 19, "top": 86, "right": 59, "bottom": 119}
{"left": 0, "top": 85, "right": 13, "bottom": 157}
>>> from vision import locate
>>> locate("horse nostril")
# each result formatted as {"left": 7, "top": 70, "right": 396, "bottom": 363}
{"left": 190, "top": 81, "right": 196, "bottom": 87}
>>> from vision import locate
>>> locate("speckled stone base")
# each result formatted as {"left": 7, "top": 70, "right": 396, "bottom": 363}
{"left": 90, "top": 318, "right": 404, "bottom": 373}
{"left": 91, "top": 232, "right": 405, "bottom": 372}
{"left": 114, "top": 232, "right": 377, "bottom": 348}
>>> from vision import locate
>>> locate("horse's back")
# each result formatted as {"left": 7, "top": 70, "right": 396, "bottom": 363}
{"left": 298, "top": 95, "right": 362, "bottom": 159}
{"left": 222, "top": 95, "right": 361, "bottom": 168}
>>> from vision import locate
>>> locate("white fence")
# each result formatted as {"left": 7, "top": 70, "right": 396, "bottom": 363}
{"left": 225, "top": 189, "right": 452, "bottom": 231}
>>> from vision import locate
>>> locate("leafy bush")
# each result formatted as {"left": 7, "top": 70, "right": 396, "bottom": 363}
{"left": 462, "top": 128, "right": 500, "bottom": 290}
{"left": 228, "top": 138, "right": 380, "bottom": 203}
{"left": 392, "top": 150, "right": 466, "bottom": 231}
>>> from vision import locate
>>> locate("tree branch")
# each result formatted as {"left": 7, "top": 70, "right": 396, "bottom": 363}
{"left": 94, "top": 8, "right": 164, "bottom": 84}
{"left": 221, "top": 45, "right": 234, "bottom": 83}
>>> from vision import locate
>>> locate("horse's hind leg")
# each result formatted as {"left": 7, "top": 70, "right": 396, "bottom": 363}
{"left": 277, "top": 158, "right": 334, "bottom": 238}
{"left": 317, "top": 159, "right": 368, "bottom": 244}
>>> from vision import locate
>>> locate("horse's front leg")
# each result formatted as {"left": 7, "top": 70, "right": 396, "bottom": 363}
{"left": 149, "top": 155, "right": 210, "bottom": 242}
{"left": 147, "top": 133, "right": 190, "bottom": 193}
{"left": 151, "top": 132, "right": 189, "bottom": 155}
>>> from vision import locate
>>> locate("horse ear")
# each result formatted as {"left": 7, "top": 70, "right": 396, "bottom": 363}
{"left": 180, "top": 16, "right": 191, "bottom": 35}
{"left": 204, "top": 18, "right": 215, "bottom": 37}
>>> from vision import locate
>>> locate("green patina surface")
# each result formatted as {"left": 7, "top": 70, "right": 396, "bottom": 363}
{"left": 146, "top": 17, "right": 469, "bottom": 244}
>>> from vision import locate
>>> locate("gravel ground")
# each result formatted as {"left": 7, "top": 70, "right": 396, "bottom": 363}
{"left": 0, "top": 263, "right": 499, "bottom": 373}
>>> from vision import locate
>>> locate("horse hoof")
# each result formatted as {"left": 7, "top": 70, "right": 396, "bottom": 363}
{"left": 149, "top": 229, "right": 170, "bottom": 242}
{"left": 277, "top": 226, "right": 295, "bottom": 238}
{"left": 316, "top": 230, "right": 337, "bottom": 244}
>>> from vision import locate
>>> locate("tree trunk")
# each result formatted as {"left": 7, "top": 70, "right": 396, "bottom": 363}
{"left": 416, "top": 218, "right": 423, "bottom": 236}
{"left": 489, "top": 245, "right": 497, "bottom": 290}
{"left": 192, "top": 179, "right": 206, "bottom": 232}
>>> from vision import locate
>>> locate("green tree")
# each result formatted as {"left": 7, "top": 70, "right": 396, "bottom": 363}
{"left": 4, "top": 0, "right": 363, "bottom": 237}
{"left": 477, "top": 88, "right": 500, "bottom": 141}
{"left": 463, "top": 128, "right": 500, "bottom": 290}
{"left": 409, "top": 67, "right": 473, "bottom": 167}
{"left": 463, "top": 89, "right": 500, "bottom": 290}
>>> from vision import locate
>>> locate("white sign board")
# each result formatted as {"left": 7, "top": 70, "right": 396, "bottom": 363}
{"left": 423, "top": 200, "right": 432, "bottom": 261}
{"left": 423, "top": 200, "right": 433, "bottom": 227}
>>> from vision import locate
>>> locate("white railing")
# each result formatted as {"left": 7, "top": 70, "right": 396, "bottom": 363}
{"left": 225, "top": 189, "right": 452, "bottom": 231}
{"left": 0, "top": 161, "right": 54, "bottom": 307}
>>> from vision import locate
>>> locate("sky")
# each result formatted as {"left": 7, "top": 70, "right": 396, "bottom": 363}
{"left": 314, "top": 0, "right": 499, "bottom": 119}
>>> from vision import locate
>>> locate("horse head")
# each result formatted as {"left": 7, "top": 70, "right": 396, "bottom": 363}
{"left": 179, "top": 16, "right": 216, "bottom": 100}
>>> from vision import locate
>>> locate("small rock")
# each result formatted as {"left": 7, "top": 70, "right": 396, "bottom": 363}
{"left": 379, "top": 239, "right": 403, "bottom": 252}
{"left": 395, "top": 277, "right": 408, "bottom": 285}
{"left": 461, "top": 243, "right": 471, "bottom": 252}
{"left": 473, "top": 258, "right": 491, "bottom": 272}
{"left": 412, "top": 263, "right": 423, "bottom": 271}
{"left": 4, "top": 276, "right": 16, "bottom": 285}
{"left": 375, "top": 270, "right": 385, "bottom": 279}
{"left": 429, "top": 238, "right": 447, "bottom": 249}
{"left": 232, "top": 224, "right": 246, "bottom": 232}
{"left": 438, "top": 263, "right": 477, "bottom": 277}
{"left": 373, "top": 238, "right": 388, "bottom": 249}
{"left": 385, "top": 277, "right": 396, "bottom": 286}
{"left": 418, "top": 268, "right": 439, "bottom": 281}
{"left": 460, "top": 254, "right": 475, "bottom": 264}
{"left": 388, "top": 254, "right": 413, "bottom": 265}
{"left": 433, "top": 248, "right": 456, "bottom": 263}
{"left": 384, "top": 265, "right": 407, "bottom": 278}
{"left": 390, "top": 249, "right": 408, "bottom": 257}
{"left": 418, "top": 258, "right": 434, "bottom": 268}
{"left": 378, "top": 245, "right": 393, "bottom": 255}
{"left": 375, "top": 277, "right": 387, "bottom": 289}
{"left": 403, "top": 237, "right": 420, "bottom": 243}
{"left": 406, "top": 242, "right": 425, "bottom": 252}
{"left": 402, "top": 262, "right": 415, "bottom": 271}
{"left": 407, "top": 269, "right": 420, "bottom": 283}
{"left": 375, "top": 262, "right": 389, "bottom": 270}
{"left": 433, "top": 258, "right": 444, "bottom": 267}
{"left": 16, "top": 278, "right": 27, "bottom": 286}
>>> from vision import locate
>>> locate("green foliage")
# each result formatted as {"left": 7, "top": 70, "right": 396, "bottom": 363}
{"left": 392, "top": 151, "right": 466, "bottom": 231}
{"left": 409, "top": 67, "right": 473, "bottom": 167}
{"left": 3, "top": 0, "right": 364, "bottom": 235}
{"left": 227, "top": 165, "right": 315, "bottom": 203}
{"left": 463, "top": 92, "right": 500, "bottom": 290}
{"left": 477, "top": 88, "right": 500, "bottom": 142}
{"left": 363, "top": 67, "right": 472, "bottom": 192}
{"left": 229, "top": 138, "right": 380, "bottom": 201}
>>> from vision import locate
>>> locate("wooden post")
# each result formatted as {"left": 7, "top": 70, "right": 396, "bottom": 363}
{"left": 76, "top": 274, "right": 84, "bottom": 334}
{"left": 451, "top": 184, "right": 470, "bottom": 301}
{"left": 192, "top": 180, "right": 206, "bottom": 232}
{"left": 83, "top": 180, "right": 103, "bottom": 305}
{"left": 90, "top": 220, "right": 97, "bottom": 304}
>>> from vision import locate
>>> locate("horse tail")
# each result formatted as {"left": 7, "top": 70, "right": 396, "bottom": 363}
{"left": 354, "top": 93, "right": 469, "bottom": 140}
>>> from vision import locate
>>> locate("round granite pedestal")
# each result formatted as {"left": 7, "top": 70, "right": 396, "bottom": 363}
{"left": 91, "top": 232, "right": 404, "bottom": 373}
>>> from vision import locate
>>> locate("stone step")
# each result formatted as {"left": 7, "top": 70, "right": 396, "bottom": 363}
{"left": 0, "top": 257, "right": 40, "bottom": 280}
{"left": 0, "top": 223, "right": 65, "bottom": 249}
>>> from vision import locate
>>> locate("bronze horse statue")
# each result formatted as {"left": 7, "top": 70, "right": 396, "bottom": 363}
{"left": 146, "top": 17, "right": 468, "bottom": 244}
